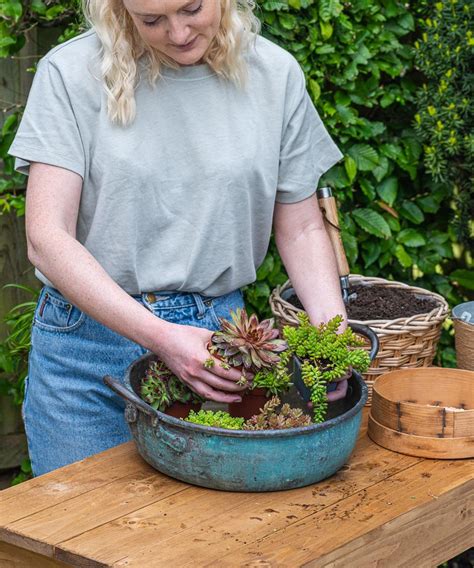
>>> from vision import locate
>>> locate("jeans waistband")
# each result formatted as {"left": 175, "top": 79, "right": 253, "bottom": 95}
{"left": 42, "top": 286, "right": 240, "bottom": 321}
{"left": 137, "top": 289, "right": 243, "bottom": 320}
{"left": 139, "top": 290, "right": 213, "bottom": 318}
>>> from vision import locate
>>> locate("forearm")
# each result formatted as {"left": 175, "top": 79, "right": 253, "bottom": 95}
{"left": 27, "top": 226, "right": 171, "bottom": 353}
{"left": 24, "top": 162, "right": 244, "bottom": 403}
{"left": 275, "top": 225, "right": 347, "bottom": 327}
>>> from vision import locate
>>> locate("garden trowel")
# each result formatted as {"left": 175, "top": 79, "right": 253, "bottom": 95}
{"left": 316, "top": 187, "right": 356, "bottom": 304}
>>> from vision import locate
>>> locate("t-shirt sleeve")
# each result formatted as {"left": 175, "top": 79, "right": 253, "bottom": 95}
{"left": 8, "top": 57, "right": 85, "bottom": 178}
{"left": 276, "top": 64, "right": 343, "bottom": 204}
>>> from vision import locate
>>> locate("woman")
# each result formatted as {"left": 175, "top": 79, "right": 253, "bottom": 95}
{"left": 9, "top": 0, "right": 347, "bottom": 476}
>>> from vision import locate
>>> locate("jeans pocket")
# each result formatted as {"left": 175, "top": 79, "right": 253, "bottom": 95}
{"left": 34, "top": 287, "right": 85, "bottom": 332}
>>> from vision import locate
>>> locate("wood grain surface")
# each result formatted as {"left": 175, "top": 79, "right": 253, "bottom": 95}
{"left": 0, "top": 541, "right": 70, "bottom": 568}
{"left": 371, "top": 368, "right": 474, "bottom": 439}
{"left": 368, "top": 413, "right": 474, "bottom": 460}
{"left": 0, "top": 411, "right": 472, "bottom": 568}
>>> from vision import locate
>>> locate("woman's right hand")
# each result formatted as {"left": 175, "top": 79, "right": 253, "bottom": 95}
{"left": 153, "top": 323, "right": 249, "bottom": 403}
{"left": 25, "top": 166, "right": 247, "bottom": 406}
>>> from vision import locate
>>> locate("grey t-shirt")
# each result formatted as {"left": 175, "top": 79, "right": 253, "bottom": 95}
{"left": 9, "top": 30, "right": 342, "bottom": 296}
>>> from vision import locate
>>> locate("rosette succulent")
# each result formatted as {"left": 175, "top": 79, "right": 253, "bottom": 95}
{"left": 252, "top": 349, "right": 292, "bottom": 396}
{"left": 141, "top": 360, "right": 201, "bottom": 412}
{"left": 208, "top": 308, "right": 287, "bottom": 372}
{"left": 243, "top": 397, "right": 312, "bottom": 430}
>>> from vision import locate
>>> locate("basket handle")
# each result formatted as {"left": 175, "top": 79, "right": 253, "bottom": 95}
{"left": 349, "top": 323, "right": 379, "bottom": 362}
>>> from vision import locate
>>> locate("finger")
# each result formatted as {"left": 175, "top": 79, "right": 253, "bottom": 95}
{"left": 182, "top": 368, "right": 248, "bottom": 393}
{"left": 205, "top": 357, "right": 254, "bottom": 382}
{"left": 191, "top": 381, "right": 243, "bottom": 404}
{"left": 340, "top": 366, "right": 352, "bottom": 381}
{"left": 327, "top": 379, "right": 348, "bottom": 402}
{"left": 199, "top": 369, "right": 249, "bottom": 392}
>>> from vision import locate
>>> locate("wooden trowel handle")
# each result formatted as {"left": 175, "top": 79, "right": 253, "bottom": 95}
{"left": 316, "top": 187, "right": 350, "bottom": 278}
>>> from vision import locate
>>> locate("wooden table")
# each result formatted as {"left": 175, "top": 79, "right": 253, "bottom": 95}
{"left": 0, "top": 411, "right": 472, "bottom": 567}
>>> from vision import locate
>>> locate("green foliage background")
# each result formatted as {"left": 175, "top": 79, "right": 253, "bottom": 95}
{"left": 0, "top": 0, "right": 472, "bottom": 373}
{"left": 247, "top": 0, "right": 473, "bottom": 319}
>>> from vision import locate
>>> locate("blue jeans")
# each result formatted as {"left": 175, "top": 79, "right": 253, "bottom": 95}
{"left": 24, "top": 285, "right": 244, "bottom": 476}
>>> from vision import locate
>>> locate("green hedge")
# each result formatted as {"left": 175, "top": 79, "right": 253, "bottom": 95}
{"left": 0, "top": 0, "right": 472, "bottom": 336}
{"left": 413, "top": 0, "right": 473, "bottom": 260}
{"left": 247, "top": 0, "right": 472, "bottom": 321}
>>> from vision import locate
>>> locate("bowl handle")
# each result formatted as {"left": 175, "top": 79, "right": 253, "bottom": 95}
{"left": 348, "top": 323, "right": 379, "bottom": 362}
{"left": 103, "top": 375, "right": 154, "bottom": 416}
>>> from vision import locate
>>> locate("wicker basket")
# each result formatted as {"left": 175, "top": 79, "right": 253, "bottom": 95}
{"left": 270, "top": 275, "right": 449, "bottom": 405}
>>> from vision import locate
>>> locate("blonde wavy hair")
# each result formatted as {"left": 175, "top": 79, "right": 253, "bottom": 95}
{"left": 82, "top": 0, "right": 261, "bottom": 126}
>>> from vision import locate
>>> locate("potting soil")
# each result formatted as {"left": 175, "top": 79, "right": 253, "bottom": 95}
{"left": 287, "top": 285, "right": 440, "bottom": 320}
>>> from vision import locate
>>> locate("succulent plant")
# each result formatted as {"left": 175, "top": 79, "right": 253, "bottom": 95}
{"left": 185, "top": 409, "right": 245, "bottom": 430}
{"left": 243, "top": 397, "right": 312, "bottom": 430}
{"left": 283, "top": 314, "right": 371, "bottom": 423}
{"left": 252, "top": 351, "right": 292, "bottom": 396}
{"left": 208, "top": 308, "right": 287, "bottom": 372}
{"left": 140, "top": 360, "right": 201, "bottom": 412}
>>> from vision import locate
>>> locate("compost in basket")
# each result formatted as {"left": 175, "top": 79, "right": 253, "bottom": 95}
{"left": 286, "top": 284, "right": 440, "bottom": 321}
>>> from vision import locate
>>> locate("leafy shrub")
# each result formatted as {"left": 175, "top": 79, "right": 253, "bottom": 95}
{"left": 413, "top": 0, "right": 473, "bottom": 292}
{"left": 0, "top": 0, "right": 83, "bottom": 216}
{"left": 246, "top": 0, "right": 421, "bottom": 315}
{"left": 0, "top": 285, "right": 38, "bottom": 406}
{"left": 0, "top": 0, "right": 471, "bottom": 373}
{"left": 244, "top": 0, "right": 472, "bottom": 321}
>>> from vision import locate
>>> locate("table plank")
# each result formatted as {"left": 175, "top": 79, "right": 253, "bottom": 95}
{"left": 0, "top": 443, "right": 146, "bottom": 525}
{"left": 305, "top": 481, "right": 473, "bottom": 568}
{"left": 1, "top": 469, "right": 189, "bottom": 559}
{"left": 53, "top": 435, "right": 421, "bottom": 567}
{"left": 1, "top": 410, "right": 471, "bottom": 568}
{"left": 0, "top": 541, "right": 70, "bottom": 568}
{"left": 213, "top": 460, "right": 473, "bottom": 568}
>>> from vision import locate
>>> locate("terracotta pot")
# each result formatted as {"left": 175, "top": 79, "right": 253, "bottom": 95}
{"left": 165, "top": 402, "right": 202, "bottom": 420}
{"left": 228, "top": 388, "right": 269, "bottom": 420}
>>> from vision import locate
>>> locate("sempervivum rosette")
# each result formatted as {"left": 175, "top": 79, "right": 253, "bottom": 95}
{"left": 208, "top": 308, "right": 287, "bottom": 372}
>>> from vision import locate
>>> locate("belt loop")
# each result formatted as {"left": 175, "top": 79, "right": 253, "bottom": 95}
{"left": 193, "top": 293, "right": 206, "bottom": 319}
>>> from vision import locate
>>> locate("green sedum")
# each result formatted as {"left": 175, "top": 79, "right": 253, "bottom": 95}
{"left": 283, "top": 314, "right": 370, "bottom": 422}
{"left": 185, "top": 410, "right": 245, "bottom": 430}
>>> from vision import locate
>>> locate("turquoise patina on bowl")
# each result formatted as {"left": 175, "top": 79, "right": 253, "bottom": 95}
{"left": 105, "top": 353, "right": 369, "bottom": 492}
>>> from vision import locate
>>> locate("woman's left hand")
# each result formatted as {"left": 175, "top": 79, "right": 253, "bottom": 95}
{"left": 326, "top": 379, "right": 348, "bottom": 402}
{"left": 326, "top": 365, "right": 351, "bottom": 402}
